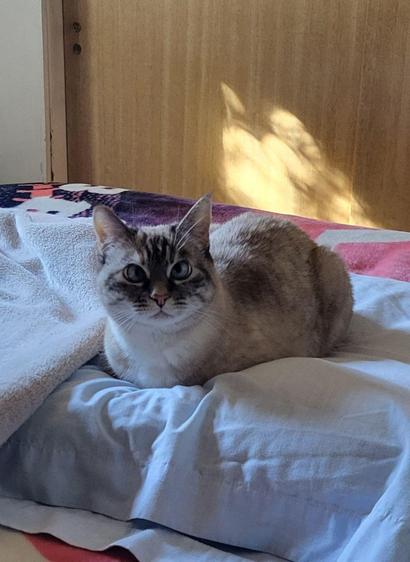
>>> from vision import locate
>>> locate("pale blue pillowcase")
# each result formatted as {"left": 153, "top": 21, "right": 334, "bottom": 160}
{"left": 0, "top": 355, "right": 403, "bottom": 562}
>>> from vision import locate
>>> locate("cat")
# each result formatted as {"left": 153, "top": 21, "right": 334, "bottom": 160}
{"left": 93, "top": 195, "right": 353, "bottom": 388}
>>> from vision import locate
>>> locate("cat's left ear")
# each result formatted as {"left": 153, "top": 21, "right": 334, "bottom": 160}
{"left": 93, "top": 205, "right": 132, "bottom": 250}
{"left": 176, "top": 194, "right": 212, "bottom": 248}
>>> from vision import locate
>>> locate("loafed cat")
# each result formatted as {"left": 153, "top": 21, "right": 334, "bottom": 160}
{"left": 93, "top": 196, "right": 353, "bottom": 388}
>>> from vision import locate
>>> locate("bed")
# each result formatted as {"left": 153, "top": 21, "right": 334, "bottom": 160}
{"left": 0, "top": 182, "right": 409, "bottom": 562}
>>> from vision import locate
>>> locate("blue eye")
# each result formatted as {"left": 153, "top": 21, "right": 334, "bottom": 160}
{"left": 123, "top": 264, "right": 146, "bottom": 284}
{"left": 170, "top": 260, "right": 192, "bottom": 281}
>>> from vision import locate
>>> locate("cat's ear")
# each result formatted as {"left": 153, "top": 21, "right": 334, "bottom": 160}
{"left": 93, "top": 206, "right": 132, "bottom": 249}
{"left": 176, "top": 194, "right": 212, "bottom": 248}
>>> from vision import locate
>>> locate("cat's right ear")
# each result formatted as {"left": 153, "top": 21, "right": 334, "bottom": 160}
{"left": 176, "top": 194, "right": 212, "bottom": 249}
{"left": 93, "top": 206, "right": 132, "bottom": 251}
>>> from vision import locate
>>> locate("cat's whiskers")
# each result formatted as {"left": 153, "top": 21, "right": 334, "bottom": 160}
{"left": 193, "top": 306, "right": 224, "bottom": 324}
{"left": 116, "top": 317, "right": 135, "bottom": 332}
{"left": 111, "top": 311, "right": 129, "bottom": 324}
{"left": 111, "top": 311, "right": 138, "bottom": 332}
{"left": 192, "top": 308, "right": 228, "bottom": 334}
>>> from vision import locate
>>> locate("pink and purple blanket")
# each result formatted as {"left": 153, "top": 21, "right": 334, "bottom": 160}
{"left": 2, "top": 182, "right": 410, "bottom": 283}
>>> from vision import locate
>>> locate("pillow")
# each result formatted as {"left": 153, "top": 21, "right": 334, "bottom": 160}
{"left": 1, "top": 273, "right": 410, "bottom": 562}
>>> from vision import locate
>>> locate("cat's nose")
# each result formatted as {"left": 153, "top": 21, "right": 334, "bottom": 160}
{"left": 150, "top": 292, "right": 170, "bottom": 308}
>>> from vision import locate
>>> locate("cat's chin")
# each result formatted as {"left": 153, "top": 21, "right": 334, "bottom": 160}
{"left": 124, "top": 309, "right": 198, "bottom": 331}
{"left": 146, "top": 311, "right": 184, "bottom": 328}
{"left": 151, "top": 310, "right": 172, "bottom": 320}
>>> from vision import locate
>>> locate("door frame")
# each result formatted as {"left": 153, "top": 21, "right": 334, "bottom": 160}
{"left": 42, "top": 0, "right": 67, "bottom": 182}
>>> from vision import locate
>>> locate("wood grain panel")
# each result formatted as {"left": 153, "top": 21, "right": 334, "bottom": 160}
{"left": 215, "top": 0, "right": 367, "bottom": 223}
{"left": 351, "top": 0, "right": 410, "bottom": 230}
{"left": 64, "top": 0, "right": 224, "bottom": 198}
{"left": 63, "top": 1, "right": 410, "bottom": 230}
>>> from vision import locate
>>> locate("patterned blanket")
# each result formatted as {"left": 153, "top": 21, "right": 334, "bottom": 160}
{"left": 1, "top": 182, "right": 409, "bottom": 562}
{"left": 2, "top": 182, "right": 410, "bottom": 283}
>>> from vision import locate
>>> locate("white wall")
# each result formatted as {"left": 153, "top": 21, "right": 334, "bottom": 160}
{"left": 0, "top": 0, "right": 48, "bottom": 184}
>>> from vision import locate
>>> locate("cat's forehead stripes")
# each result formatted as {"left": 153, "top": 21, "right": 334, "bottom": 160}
{"left": 134, "top": 230, "right": 178, "bottom": 266}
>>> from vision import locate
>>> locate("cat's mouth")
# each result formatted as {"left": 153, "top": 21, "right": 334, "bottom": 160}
{"left": 151, "top": 310, "right": 172, "bottom": 319}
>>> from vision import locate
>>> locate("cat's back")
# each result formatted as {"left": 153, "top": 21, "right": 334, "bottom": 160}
{"left": 210, "top": 212, "right": 315, "bottom": 275}
{"left": 209, "top": 211, "right": 352, "bottom": 361}
{"left": 209, "top": 212, "right": 322, "bottom": 362}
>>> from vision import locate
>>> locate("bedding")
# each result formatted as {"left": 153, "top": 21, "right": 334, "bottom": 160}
{"left": 1, "top": 182, "right": 410, "bottom": 562}
{"left": 0, "top": 210, "right": 104, "bottom": 445}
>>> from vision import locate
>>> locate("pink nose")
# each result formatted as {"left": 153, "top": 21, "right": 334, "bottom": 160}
{"left": 150, "top": 293, "right": 169, "bottom": 307}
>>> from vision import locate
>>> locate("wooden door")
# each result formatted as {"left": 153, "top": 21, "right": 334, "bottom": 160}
{"left": 63, "top": 0, "right": 410, "bottom": 231}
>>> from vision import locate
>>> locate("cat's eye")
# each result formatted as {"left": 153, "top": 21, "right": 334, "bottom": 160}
{"left": 170, "top": 260, "right": 192, "bottom": 281}
{"left": 123, "top": 264, "right": 147, "bottom": 284}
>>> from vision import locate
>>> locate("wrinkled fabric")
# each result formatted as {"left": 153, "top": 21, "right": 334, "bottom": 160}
{"left": 1, "top": 273, "right": 410, "bottom": 561}
{"left": 0, "top": 210, "right": 104, "bottom": 445}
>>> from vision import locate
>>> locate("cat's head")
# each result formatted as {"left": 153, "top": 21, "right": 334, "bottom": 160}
{"left": 93, "top": 195, "right": 217, "bottom": 331}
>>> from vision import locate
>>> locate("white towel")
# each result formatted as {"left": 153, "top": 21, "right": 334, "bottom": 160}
{"left": 0, "top": 210, "right": 104, "bottom": 445}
